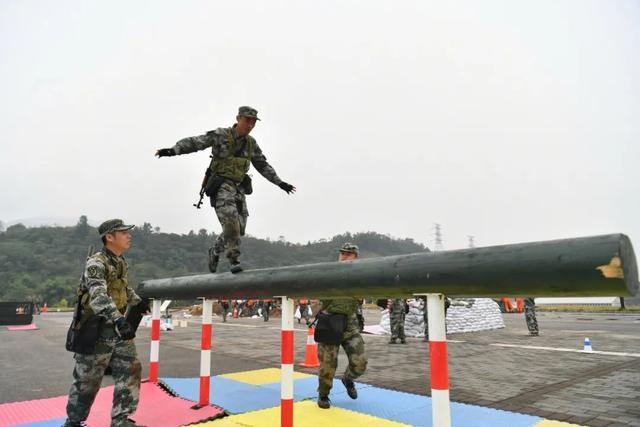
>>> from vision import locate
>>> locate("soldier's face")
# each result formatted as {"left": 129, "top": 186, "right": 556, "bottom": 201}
{"left": 106, "top": 230, "right": 131, "bottom": 253}
{"left": 236, "top": 116, "right": 257, "bottom": 136}
{"left": 339, "top": 252, "right": 358, "bottom": 262}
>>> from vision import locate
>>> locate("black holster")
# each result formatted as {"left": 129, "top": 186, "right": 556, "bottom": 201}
{"left": 66, "top": 313, "right": 102, "bottom": 354}
{"left": 239, "top": 175, "right": 253, "bottom": 195}
{"left": 205, "top": 175, "right": 226, "bottom": 206}
{"left": 314, "top": 312, "right": 347, "bottom": 345}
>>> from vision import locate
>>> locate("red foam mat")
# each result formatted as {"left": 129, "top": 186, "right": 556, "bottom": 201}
{"left": 0, "top": 395, "right": 67, "bottom": 425}
{"left": 0, "top": 382, "right": 224, "bottom": 427}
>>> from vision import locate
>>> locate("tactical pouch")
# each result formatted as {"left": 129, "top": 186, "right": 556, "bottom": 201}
{"left": 66, "top": 315, "right": 102, "bottom": 354}
{"left": 239, "top": 174, "right": 253, "bottom": 195}
{"left": 205, "top": 175, "right": 226, "bottom": 199}
{"left": 314, "top": 312, "right": 347, "bottom": 345}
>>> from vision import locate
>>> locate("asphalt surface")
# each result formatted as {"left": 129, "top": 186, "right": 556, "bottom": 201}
{"left": 1, "top": 309, "right": 639, "bottom": 426}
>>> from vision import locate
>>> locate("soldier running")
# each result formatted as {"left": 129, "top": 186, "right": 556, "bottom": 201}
{"left": 156, "top": 106, "right": 296, "bottom": 273}
{"left": 317, "top": 243, "right": 368, "bottom": 409}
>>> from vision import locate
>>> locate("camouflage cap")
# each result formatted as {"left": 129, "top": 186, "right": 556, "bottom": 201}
{"left": 98, "top": 219, "right": 135, "bottom": 236}
{"left": 339, "top": 242, "right": 359, "bottom": 255}
{"left": 238, "top": 106, "right": 260, "bottom": 120}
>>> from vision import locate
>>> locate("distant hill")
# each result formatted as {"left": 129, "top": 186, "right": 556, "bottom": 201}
{"left": 3, "top": 216, "right": 100, "bottom": 228}
{"left": 0, "top": 217, "right": 428, "bottom": 305}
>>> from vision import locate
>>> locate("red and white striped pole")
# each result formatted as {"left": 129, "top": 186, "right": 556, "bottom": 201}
{"left": 199, "top": 298, "right": 213, "bottom": 406}
{"left": 280, "top": 296, "right": 294, "bottom": 427}
{"left": 427, "top": 293, "right": 451, "bottom": 427}
{"left": 149, "top": 299, "right": 162, "bottom": 383}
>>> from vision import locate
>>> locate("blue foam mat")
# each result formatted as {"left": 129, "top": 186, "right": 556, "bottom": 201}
{"left": 161, "top": 376, "right": 280, "bottom": 414}
{"left": 330, "top": 386, "right": 542, "bottom": 427}
{"left": 13, "top": 418, "right": 66, "bottom": 427}
{"left": 261, "top": 377, "right": 371, "bottom": 401}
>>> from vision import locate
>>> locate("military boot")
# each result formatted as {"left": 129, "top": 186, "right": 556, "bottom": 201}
{"left": 317, "top": 395, "right": 331, "bottom": 409}
{"left": 389, "top": 338, "right": 397, "bottom": 344}
{"left": 208, "top": 248, "right": 220, "bottom": 273}
{"left": 229, "top": 257, "right": 243, "bottom": 274}
{"left": 342, "top": 378, "right": 358, "bottom": 399}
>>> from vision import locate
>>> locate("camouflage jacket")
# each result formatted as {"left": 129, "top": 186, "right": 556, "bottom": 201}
{"left": 320, "top": 298, "right": 359, "bottom": 316}
{"left": 80, "top": 248, "right": 141, "bottom": 323}
{"left": 172, "top": 125, "right": 283, "bottom": 186}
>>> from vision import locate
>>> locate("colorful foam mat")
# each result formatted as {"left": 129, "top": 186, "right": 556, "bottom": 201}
{"left": 1, "top": 368, "right": 584, "bottom": 427}
{"left": 1, "top": 382, "right": 224, "bottom": 427}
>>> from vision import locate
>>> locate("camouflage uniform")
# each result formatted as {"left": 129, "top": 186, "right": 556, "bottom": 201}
{"left": 220, "top": 300, "right": 230, "bottom": 322}
{"left": 171, "top": 112, "right": 284, "bottom": 263}
{"left": 524, "top": 297, "right": 539, "bottom": 335}
{"left": 317, "top": 298, "right": 368, "bottom": 398}
{"left": 389, "top": 299, "right": 406, "bottom": 343}
{"left": 298, "top": 300, "right": 310, "bottom": 324}
{"left": 64, "top": 222, "right": 142, "bottom": 427}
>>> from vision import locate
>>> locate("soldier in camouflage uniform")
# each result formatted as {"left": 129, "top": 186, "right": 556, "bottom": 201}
{"left": 156, "top": 106, "right": 296, "bottom": 273}
{"left": 317, "top": 243, "right": 368, "bottom": 409}
{"left": 389, "top": 298, "right": 407, "bottom": 344}
{"left": 524, "top": 297, "right": 539, "bottom": 336}
{"left": 63, "top": 219, "right": 144, "bottom": 427}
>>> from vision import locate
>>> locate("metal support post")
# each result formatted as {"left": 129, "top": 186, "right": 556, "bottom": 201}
{"left": 280, "top": 296, "right": 294, "bottom": 427}
{"left": 199, "top": 298, "right": 213, "bottom": 406}
{"left": 149, "top": 299, "right": 162, "bottom": 383}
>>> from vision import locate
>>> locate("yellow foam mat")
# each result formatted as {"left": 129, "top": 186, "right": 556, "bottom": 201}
{"left": 194, "top": 400, "right": 411, "bottom": 426}
{"left": 534, "top": 421, "right": 583, "bottom": 427}
{"left": 219, "top": 368, "right": 313, "bottom": 385}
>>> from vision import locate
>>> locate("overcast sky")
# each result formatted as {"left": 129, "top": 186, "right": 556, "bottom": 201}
{"left": 1, "top": 0, "right": 638, "bottom": 251}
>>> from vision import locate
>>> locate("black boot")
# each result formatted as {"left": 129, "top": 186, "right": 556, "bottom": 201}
{"left": 317, "top": 395, "right": 331, "bottom": 409}
{"left": 342, "top": 378, "right": 358, "bottom": 399}
{"left": 230, "top": 259, "right": 243, "bottom": 274}
{"left": 208, "top": 248, "right": 219, "bottom": 273}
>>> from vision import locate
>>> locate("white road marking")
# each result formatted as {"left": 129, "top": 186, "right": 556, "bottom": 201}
{"left": 490, "top": 343, "right": 640, "bottom": 358}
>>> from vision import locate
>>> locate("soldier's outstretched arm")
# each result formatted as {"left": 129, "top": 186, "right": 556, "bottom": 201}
{"left": 84, "top": 259, "right": 124, "bottom": 322}
{"left": 156, "top": 132, "right": 215, "bottom": 157}
{"left": 252, "top": 143, "right": 296, "bottom": 194}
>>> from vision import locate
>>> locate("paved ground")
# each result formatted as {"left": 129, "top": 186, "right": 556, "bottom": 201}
{"left": 1, "top": 309, "right": 639, "bottom": 426}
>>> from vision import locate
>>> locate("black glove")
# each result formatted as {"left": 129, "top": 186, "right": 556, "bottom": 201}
{"left": 156, "top": 148, "right": 176, "bottom": 157}
{"left": 138, "top": 298, "right": 151, "bottom": 314}
{"left": 278, "top": 182, "right": 295, "bottom": 194}
{"left": 115, "top": 317, "right": 136, "bottom": 340}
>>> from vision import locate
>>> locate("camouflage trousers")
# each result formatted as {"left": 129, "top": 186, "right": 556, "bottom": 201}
{"left": 64, "top": 333, "right": 141, "bottom": 426}
{"left": 317, "top": 317, "right": 367, "bottom": 397}
{"left": 524, "top": 297, "right": 538, "bottom": 334}
{"left": 390, "top": 313, "right": 406, "bottom": 341}
{"left": 211, "top": 181, "right": 248, "bottom": 260}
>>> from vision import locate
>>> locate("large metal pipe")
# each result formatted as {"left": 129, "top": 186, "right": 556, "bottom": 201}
{"left": 138, "top": 234, "right": 638, "bottom": 300}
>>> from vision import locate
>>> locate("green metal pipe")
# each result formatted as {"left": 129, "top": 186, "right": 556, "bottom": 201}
{"left": 138, "top": 234, "right": 638, "bottom": 300}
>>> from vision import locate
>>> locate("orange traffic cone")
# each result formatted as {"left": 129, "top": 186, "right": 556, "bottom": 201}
{"left": 42, "top": 303, "right": 48, "bottom": 313}
{"left": 299, "top": 327, "right": 320, "bottom": 368}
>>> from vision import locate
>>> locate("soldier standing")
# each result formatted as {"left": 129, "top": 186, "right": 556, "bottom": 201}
{"left": 389, "top": 298, "right": 407, "bottom": 344}
{"left": 156, "top": 106, "right": 296, "bottom": 273}
{"left": 524, "top": 297, "right": 539, "bottom": 336}
{"left": 220, "top": 299, "right": 230, "bottom": 322}
{"left": 297, "top": 299, "right": 311, "bottom": 324}
{"left": 317, "top": 243, "right": 368, "bottom": 409}
{"left": 63, "top": 219, "right": 144, "bottom": 427}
